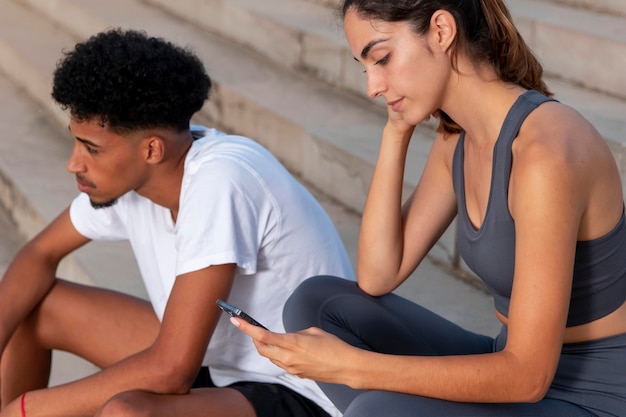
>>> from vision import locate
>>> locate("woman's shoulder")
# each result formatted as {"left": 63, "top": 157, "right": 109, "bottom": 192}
{"left": 515, "top": 101, "right": 605, "bottom": 162}
{"left": 510, "top": 100, "right": 618, "bottom": 202}
{"left": 511, "top": 99, "right": 623, "bottom": 240}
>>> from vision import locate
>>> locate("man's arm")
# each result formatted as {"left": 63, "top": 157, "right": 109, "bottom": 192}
{"left": 3, "top": 263, "right": 236, "bottom": 417}
{"left": 0, "top": 208, "right": 90, "bottom": 355}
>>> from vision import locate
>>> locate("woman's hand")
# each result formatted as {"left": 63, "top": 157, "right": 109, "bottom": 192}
{"left": 385, "top": 103, "right": 417, "bottom": 141}
{"left": 231, "top": 318, "right": 363, "bottom": 387}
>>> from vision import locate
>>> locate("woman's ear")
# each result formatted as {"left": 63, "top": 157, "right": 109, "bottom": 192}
{"left": 430, "top": 10, "right": 457, "bottom": 53}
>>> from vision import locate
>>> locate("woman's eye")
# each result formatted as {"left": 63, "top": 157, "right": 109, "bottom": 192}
{"left": 362, "top": 54, "right": 391, "bottom": 73}
{"left": 375, "top": 54, "right": 390, "bottom": 66}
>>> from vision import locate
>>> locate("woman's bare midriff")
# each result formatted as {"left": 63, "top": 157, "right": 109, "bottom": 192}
{"left": 496, "top": 300, "right": 626, "bottom": 344}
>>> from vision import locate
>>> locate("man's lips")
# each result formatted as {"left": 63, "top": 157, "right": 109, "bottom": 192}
{"left": 76, "top": 176, "right": 95, "bottom": 193}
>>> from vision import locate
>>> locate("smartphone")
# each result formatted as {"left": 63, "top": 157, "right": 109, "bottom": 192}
{"left": 216, "top": 299, "right": 268, "bottom": 330}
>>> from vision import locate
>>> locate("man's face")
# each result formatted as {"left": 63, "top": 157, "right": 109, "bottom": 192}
{"left": 66, "top": 119, "right": 148, "bottom": 208}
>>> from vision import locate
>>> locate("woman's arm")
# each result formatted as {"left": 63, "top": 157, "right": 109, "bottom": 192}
{"left": 357, "top": 124, "right": 458, "bottom": 295}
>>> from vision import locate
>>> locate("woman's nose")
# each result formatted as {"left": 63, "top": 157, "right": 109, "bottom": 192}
{"left": 366, "top": 70, "right": 386, "bottom": 99}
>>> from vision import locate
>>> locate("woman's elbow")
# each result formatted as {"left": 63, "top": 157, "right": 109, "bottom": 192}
{"left": 500, "top": 350, "right": 556, "bottom": 403}
{"left": 356, "top": 279, "right": 391, "bottom": 297}
{"left": 511, "top": 367, "right": 554, "bottom": 403}
{"left": 356, "top": 269, "right": 401, "bottom": 296}
{"left": 523, "top": 375, "right": 553, "bottom": 403}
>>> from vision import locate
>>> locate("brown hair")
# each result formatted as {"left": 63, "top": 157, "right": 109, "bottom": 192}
{"left": 341, "top": 0, "right": 552, "bottom": 134}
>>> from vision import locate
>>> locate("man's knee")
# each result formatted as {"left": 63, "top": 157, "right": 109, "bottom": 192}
{"left": 96, "top": 391, "right": 151, "bottom": 417}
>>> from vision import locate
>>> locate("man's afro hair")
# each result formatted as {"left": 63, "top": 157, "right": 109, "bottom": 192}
{"left": 52, "top": 29, "right": 211, "bottom": 132}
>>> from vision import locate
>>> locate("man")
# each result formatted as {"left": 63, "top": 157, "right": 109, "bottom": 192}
{"left": 0, "top": 29, "right": 353, "bottom": 417}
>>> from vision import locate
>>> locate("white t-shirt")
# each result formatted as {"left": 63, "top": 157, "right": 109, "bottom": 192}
{"left": 69, "top": 128, "right": 354, "bottom": 417}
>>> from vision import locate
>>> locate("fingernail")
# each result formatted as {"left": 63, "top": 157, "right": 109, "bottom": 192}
{"left": 230, "top": 317, "right": 240, "bottom": 327}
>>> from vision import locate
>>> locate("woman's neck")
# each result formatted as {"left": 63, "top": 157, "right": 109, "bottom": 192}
{"left": 440, "top": 60, "right": 526, "bottom": 146}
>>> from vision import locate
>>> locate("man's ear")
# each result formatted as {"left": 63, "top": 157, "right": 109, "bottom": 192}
{"left": 430, "top": 10, "right": 457, "bottom": 53}
{"left": 144, "top": 136, "right": 165, "bottom": 164}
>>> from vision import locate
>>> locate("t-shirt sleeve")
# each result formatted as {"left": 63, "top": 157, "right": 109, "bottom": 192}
{"left": 174, "top": 159, "right": 269, "bottom": 277}
{"left": 69, "top": 193, "right": 129, "bottom": 241}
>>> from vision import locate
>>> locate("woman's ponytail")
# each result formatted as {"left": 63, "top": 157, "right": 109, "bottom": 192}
{"left": 481, "top": 0, "right": 551, "bottom": 95}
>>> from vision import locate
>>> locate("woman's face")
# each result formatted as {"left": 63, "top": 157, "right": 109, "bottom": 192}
{"left": 343, "top": 8, "right": 452, "bottom": 126}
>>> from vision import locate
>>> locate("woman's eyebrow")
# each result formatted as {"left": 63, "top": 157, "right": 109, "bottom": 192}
{"left": 360, "top": 38, "right": 390, "bottom": 59}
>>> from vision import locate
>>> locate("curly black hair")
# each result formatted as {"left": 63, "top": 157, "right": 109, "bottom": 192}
{"left": 52, "top": 29, "right": 211, "bottom": 132}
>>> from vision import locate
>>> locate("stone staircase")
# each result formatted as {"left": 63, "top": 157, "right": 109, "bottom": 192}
{"left": 0, "top": 0, "right": 624, "bottom": 281}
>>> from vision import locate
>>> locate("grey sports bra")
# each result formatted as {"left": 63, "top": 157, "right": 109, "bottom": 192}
{"left": 452, "top": 90, "right": 626, "bottom": 327}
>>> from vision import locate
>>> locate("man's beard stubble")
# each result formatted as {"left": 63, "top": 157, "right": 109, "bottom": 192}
{"left": 90, "top": 198, "right": 118, "bottom": 209}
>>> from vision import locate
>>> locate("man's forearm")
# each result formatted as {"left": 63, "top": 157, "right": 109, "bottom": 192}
{"left": 8, "top": 347, "right": 183, "bottom": 417}
{"left": 0, "top": 249, "right": 58, "bottom": 353}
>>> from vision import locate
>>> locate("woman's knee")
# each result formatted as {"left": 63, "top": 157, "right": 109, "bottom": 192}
{"left": 283, "top": 275, "right": 356, "bottom": 332}
{"left": 344, "top": 391, "right": 446, "bottom": 417}
{"left": 343, "top": 391, "right": 402, "bottom": 417}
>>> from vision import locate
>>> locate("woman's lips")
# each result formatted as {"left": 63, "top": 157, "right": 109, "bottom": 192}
{"left": 387, "top": 98, "right": 403, "bottom": 112}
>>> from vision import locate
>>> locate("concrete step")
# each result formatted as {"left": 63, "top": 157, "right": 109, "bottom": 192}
{"left": 304, "top": 0, "right": 340, "bottom": 7}
{"left": 309, "top": 0, "right": 626, "bottom": 18}
{"left": 508, "top": 0, "right": 626, "bottom": 98}
{"left": 136, "top": 0, "right": 626, "bottom": 153}
{"left": 545, "top": 0, "right": 626, "bottom": 17}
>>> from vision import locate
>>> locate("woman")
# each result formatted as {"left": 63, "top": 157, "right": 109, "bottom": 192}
{"left": 232, "top": 0, "right": 626, "bottom": 416}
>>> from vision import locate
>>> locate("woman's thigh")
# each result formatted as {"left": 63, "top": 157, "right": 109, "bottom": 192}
{"left": 284, "top": 275, "right": 494, "bottom": 356}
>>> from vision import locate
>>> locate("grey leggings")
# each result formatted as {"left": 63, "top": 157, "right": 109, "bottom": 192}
{"left": 284, "top": 276, "right": 626, "bottom": 417}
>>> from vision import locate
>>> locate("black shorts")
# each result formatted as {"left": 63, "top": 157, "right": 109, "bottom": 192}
{"left": 192, "top": 367, "right": 331, "bottom": 417}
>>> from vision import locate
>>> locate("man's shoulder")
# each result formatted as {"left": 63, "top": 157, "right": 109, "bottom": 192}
{"left": 187, "top": 132, "right": 283, "bottom": 178}
{"left": 191, "top": 130, "right": 264, "bottom": 156}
